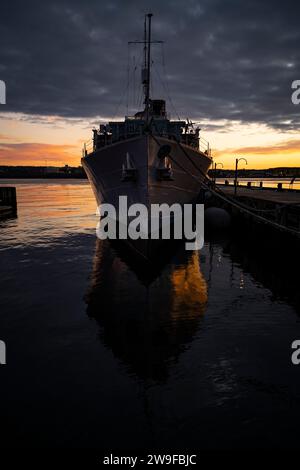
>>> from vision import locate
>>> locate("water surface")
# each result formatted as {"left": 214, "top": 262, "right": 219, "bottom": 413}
{"left": 0, "top": 179, "right": 300, "bottom": 449}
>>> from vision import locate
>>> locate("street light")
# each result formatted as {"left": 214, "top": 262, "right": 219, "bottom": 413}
{"left": 234, "top": 157, "right": 248, "bottom": 195}
{"left": 214, "top": 162, "right": 224, "bottom": 185}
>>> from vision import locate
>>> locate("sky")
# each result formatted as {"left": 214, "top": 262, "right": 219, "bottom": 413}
{"left": 0, "top": 0, "right": 300, "bottom": 169}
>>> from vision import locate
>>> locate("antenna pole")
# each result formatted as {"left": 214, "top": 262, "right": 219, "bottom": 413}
{"left": 130, "top": 13, "right": 161, "bottom": 121}
{"left": 144, "top": 15, "right": 147, "bottom": 70}
{"left": 145, "top": 13, "right": 153, "bottom": 122}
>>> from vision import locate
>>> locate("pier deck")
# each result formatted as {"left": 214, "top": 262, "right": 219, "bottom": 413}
{"left": 208, "top": 185, "right": 300, "bottom": 236}
{"left": 219, "top": 186, "right": 300, "bottom": 205}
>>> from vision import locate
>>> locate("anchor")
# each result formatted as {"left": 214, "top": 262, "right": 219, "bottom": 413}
{"left": 156, "top": 144, "right": 174, "bottom": 181}
{"left": 121, "top": 152, "right": 137, "bottom": 181}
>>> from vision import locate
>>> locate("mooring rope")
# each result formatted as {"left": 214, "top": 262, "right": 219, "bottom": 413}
{"left": 149, "top": 131, "right": 300, "bottom": 237}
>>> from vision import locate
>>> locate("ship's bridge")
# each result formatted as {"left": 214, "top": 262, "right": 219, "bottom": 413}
{"left": 108, "top": 100, "right": 186, "bottom": 144}
{"left": 84, "top": 99, "right": 211, "bottom": 157}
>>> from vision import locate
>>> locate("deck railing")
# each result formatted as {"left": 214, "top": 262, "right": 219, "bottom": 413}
{"left": 199, "top": 136, "right": 211, "bottom": 157}
{"left": 82, "top": 132, "right": 212, "bottom": 157}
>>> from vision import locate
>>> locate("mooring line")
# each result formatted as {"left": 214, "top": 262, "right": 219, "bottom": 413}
{"left": 149, "top": 132, "right": 300, "bottom": 237}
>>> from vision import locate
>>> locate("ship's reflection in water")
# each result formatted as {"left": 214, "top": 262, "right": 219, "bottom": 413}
{"left": 1, "top": 181, "right": 300, "bottom": 449}
{"left": 85, "top": 240, "right": 207, "bottom": 381}
{"left": 83, "top": 234, "right": 300, "bottom": 449}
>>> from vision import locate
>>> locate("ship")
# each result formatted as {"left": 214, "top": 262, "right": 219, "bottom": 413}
{"left": 82, "top": 13, "right": 212, "bottom": 255}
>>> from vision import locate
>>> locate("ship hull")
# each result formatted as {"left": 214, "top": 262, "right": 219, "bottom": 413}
{"left": 82, "top": 135, "right": 211, "bottom": 258}
{"left": 82, "top": 134, "right": 211, "bottom": 207}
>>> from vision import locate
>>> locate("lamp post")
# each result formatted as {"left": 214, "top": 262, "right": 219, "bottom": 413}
{"left": 214, "top": 162, "right": 223, "bottom": 185}
{"left": 234, "top": 157, "right": 248, "bottom": 195}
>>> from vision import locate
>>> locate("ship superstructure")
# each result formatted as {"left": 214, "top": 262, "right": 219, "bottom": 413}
{"left": 82, "top": 14, "right": 212, "bottom": 235}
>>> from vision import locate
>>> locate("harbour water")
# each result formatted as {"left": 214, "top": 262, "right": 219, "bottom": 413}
{"left": 0, "top": 179, "right": 300, "bottom": 449}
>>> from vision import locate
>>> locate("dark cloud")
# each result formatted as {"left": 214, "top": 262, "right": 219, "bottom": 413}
{"left": 0, "top": 0, "right": 300, "bottom": 130}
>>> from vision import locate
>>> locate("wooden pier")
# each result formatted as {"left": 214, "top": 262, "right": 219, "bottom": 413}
{"left": 220, "top": 185, "right": 300, "bottom": 205}
{"left": 0, "top": 187, "right": 17, "bottom": 218}
{"left": 207, "top": 184, "right": 300, "bottom": 238}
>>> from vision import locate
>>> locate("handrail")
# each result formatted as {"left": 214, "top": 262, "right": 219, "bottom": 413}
{"left": 82, "top": 128, "right": 211, "bottom": 158}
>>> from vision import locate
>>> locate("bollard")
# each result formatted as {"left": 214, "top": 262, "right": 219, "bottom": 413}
{"left": 260, "top": 181, "right": 263, "bottom": 188}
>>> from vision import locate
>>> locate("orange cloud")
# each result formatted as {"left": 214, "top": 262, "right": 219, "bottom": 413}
{"left": 0, "top": 142, "right": 81, "bottom": 166}
{"left": 213, "top": 138, "right": 300, "bottom": 168}
{"left": 216, "top": 139, "right": 300, "bottom": 157}
{"left": 0, "top": 134, "right": 15, "bottom": 141}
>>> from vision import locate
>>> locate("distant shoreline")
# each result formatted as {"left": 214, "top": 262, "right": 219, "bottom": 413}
{"left": 0, "top": 175, "right": 87, "bottom": 179}
{"left": 0, "top": 165, "right": 87, "bottom": 179}
{"left": 0, "top": 165, "right": 299, "bottom": 179}
{"left": 0, "top": 175, "right": 296, "bottom": 179}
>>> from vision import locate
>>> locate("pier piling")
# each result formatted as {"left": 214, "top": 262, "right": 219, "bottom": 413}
{"left": 206, "top": 185, "right": 300, "bottom": 239}
{"left": 0, "top": 187, "right": 17, "bottom": 218}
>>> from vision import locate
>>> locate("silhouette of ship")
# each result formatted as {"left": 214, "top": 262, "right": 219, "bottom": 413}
{"left": 82, "top": 14, "right": 212, "bottom": 221}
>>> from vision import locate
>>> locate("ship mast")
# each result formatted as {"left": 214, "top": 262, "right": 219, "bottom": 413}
{"left": 143, "top": 16, "right": 147, "bottom": 77}
{"left": 145, "top": 13, "right": 152, "bottom": 122}
{"left": 129, "top": 13, "right": 162, "bottom": 123}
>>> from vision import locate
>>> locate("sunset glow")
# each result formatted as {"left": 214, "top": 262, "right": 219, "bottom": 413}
{"left": 0, "top": 112, "right": 299, "bottom": 169}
